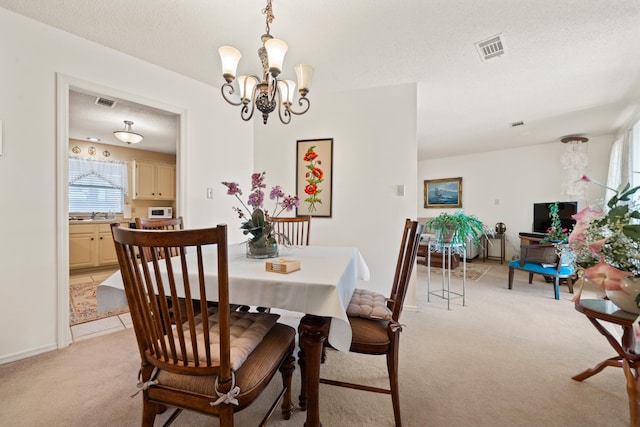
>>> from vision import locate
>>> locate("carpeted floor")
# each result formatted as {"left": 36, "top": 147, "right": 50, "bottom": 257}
{"left": 416, "top": 261, "right": 491, "bottom": 281}
{"left": 69, "top": 278, "right": 129, "bottom": 325}
{"left": 3, "top": 261, "right": 630, "bottom": 426}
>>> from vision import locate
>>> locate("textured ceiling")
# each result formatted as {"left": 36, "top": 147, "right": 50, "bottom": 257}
{"left": 2, "top": 0, "right": 640, "bottom": 158}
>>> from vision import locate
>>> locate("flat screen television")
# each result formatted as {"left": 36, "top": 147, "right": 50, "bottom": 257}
{"left": 532, "top": 201, "right": 578, "bottom": 234}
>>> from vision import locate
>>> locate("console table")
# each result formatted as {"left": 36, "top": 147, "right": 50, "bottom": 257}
{"left": 573, "top": 299, "right": 640, "bottom": 426}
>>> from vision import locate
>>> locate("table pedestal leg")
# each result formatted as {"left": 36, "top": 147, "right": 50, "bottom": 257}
{"left": 298, "top": 314, "right": 328, "bottom": 427}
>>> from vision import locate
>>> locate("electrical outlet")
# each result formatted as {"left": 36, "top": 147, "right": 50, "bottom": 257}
{"left": 207, "top": 188, "right": 214, "bottom": 199}
{"left": 397, "top": 185, "right": 405, "bottom": 197}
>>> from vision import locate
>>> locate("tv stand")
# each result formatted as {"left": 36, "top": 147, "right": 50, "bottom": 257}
{"left": 518, "top": 232, "right": 547, "bottom": 246}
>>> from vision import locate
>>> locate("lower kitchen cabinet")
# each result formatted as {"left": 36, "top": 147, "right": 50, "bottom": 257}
{"left": 69, "top": 223, "right": 118, "bottom": 269}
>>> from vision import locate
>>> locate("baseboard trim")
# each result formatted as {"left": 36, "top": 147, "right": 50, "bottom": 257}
{"left": 0, "top": 343, "right": 58, "bottom": 366}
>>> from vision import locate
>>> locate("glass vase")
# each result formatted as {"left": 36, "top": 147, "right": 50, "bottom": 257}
{"left": 246, "top": 235, "right": 279, "bottom": 259}
{"left": 605, "top": 275, "right": 640, "bottom": 314}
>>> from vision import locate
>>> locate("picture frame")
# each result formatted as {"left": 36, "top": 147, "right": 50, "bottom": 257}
{"left": 296, "top": 138, "right": 333, "bottom": 217}
{"left": 424, "top": 177, "right": 462, "bottom": 208}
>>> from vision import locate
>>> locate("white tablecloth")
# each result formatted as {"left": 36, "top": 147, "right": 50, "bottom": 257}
{"left": 96, "top": 244, "right": 370, "bottom": 352}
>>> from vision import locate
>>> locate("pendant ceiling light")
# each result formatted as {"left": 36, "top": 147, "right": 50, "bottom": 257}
{"left": 218, "top": 0, "right": 313, "bottom": 125}
{"left": 113, "top": 120, "right": 144, "bottom": 144}
{"left": 560, "top": 136, "right": 589, "bottom": 197}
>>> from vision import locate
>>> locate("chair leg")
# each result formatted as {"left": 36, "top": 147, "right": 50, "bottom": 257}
{"left": 280, "top": 351, "right": 296, "bottom": 420}
{"left": 567, "top": 276, "right": 574, "bottom": 294}
{"left": 387, "top": 336, "right": 402, "bottom": 427}
{"left": 528, "top": 272, "right": 534, "bottom": 284}
{"left": 141, "top": 398, "right": 159, "bottom": 427}
{"left": 508, "top": 267, "right": 514, "bottom": 290}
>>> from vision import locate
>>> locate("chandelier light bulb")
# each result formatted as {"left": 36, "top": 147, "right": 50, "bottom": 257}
{"left": 218, "top": 46, "right": 241, "bottom": 83}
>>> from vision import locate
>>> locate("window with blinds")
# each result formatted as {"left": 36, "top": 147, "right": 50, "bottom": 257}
{"left": 69, "top": 157, "right": 128, "bottom": 214}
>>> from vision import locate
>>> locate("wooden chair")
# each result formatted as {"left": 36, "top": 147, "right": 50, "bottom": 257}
{"left": 111, "top": 224, "right": 296, "bottom": 426}
{"left": 508, "top": 244, "right": 576, "bottom": 300}
{"left": 135, "top": 216, "right": 184, "bottom": 231}
{"left": 270, "top": 216, "right": 311, "bottom": 246}
{"left": 135, "top": 216, "right": 184, "bottom": 259}
{"left": 318, "top": 219, "right": 423, "bottom": 427}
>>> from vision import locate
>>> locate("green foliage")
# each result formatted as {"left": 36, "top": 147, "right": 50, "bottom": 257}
{"left": 425, "top": 211, "right": 493, "bottom": 247}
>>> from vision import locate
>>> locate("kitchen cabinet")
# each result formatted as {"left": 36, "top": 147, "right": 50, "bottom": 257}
{"left": 132, "top": 160, "right": 175, "bottom": 200}
{"left": 69, "top": 223, "right": 119, "bottom": 269}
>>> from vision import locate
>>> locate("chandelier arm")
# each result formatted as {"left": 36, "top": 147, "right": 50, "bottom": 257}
{"left": 277, "top": 101, "right": 292, "bottom": 125}
{"left": 285, "top": 97, "right": 311, "bottom": 116}
{"left": 220, "top": 83, "right": 242, "bottom": 106}
{"left": 240, "top": 103, "right": 254, "bottom": 122}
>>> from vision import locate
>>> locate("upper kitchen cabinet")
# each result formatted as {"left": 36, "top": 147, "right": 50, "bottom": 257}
{"left": 132, "top": 159, "right": 176, "bottom": 200}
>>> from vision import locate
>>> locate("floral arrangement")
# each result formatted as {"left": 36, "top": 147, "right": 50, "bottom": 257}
{"left": 568, "top": 176, "right": 640, "bottom": 293}
{"left": 540, "top": 201, "right": 570, "bottom": 243}
{"left": 222, "top": 172, "right": 299, "bottom": 245}
{"left": 302, "top": 146, "right": 323, "bottom": 213}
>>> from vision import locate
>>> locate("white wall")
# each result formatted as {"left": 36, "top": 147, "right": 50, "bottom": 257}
{"left": 418, "top": 135, "right": 612, "bottom": 260}
{"left": 0, "top": 8, "right": 252, "bottom": 363}
{"left": 253, "top": 84, "right": 419, "bottom": 302}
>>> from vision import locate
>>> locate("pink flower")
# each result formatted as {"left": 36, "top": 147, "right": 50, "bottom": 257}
{"left": 572, "top": 206, "right": 602, "bottom": 222}
{"left": 584, "top": 259, "right": 629, "bottom": 291}
{"left": 589, "top": 238, "right": 606, "bottom": 256}
{"left": 568, "top": 207, "right": 602, "bottom": 243}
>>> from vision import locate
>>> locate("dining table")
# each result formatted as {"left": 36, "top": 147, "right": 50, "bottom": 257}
{"left": 97, "top": 242, "right": 370, "bottom": 427}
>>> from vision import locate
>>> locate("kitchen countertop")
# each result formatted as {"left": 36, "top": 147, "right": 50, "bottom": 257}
{"left": 69, "top": 219, "right": 130, "bottom": 224}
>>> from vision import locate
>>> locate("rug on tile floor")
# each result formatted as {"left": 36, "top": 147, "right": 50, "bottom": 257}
{"left": 416, "top": 262, "right": 491, "bottom": 281}
{"left": 69, "top": 280, "right": 129, "bottom": 325}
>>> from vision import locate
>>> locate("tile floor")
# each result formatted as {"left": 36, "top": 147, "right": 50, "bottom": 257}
{"left": 69, "top": 268, "right": 133, "bottom": 342}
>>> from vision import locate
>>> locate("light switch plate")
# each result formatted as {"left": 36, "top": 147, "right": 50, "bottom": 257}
{"left": 207, "top": 188, "right": 214, "bottom": 199}
{"left": 397, "top": 184, "right": 405, "bottom": 196}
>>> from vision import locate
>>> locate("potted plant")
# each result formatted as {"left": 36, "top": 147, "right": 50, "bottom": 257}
{"left": 425, "top": 210, "right": 493, "bottom": 251}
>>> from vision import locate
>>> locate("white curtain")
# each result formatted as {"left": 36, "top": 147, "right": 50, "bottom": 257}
{"left": 69, "top": 157, "right": 128, "bottom": 194}
{"left": 605, "top": 128, "right": 633, "bottom": 204}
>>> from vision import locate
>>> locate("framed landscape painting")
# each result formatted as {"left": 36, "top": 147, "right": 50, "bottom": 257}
{"left": 424, "top": 177, "right": 462, "bottom": 208}
{"left": 296, "top": 138, "right": 333, "bottom": 217}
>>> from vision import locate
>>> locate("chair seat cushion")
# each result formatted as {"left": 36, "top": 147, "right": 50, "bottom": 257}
{"left": 171, "top": 310, "right": 280, "bottom": 371}
{"left": 348, "top": 316, "right": 390, "bottom": 354}
{"left": 155, "top": 323, "right": 296, "bottom": 409}
{"left": 347, "top": 288, "right": 393, "bottom": 320}
{"left": 508, "top": 260, "right": 575, "bottom": 277}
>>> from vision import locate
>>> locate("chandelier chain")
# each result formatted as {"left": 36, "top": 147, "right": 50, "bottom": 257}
{"left": 263, "top": 0, "right": 274, "bottom": 35}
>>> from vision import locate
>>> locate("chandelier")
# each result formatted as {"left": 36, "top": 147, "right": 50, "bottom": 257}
{"left": 113, "top": 120, "right": 143, "bottom": 144}
{"left": 560, "top": 136, "right": 589, "bottom": 197}
{"left": 218, "top": 0, "right": 313, "bottom": 125}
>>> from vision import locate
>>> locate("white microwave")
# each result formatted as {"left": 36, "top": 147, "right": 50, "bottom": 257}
{"left": 148, "top": 207, "right": 173, "bottom": 219}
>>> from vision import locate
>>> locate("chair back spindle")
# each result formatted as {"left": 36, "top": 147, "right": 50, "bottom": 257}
{"left": 270, "top": 216, "right": 311, "bottom": 246}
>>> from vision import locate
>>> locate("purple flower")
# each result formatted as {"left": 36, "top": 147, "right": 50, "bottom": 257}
{"left": 222, "top": 181, "right": 242, "bottom": 196}
{"left": 251, "top": 172, "right": 266, "bottom": 191}
{"left": 270, "top": 186, "right": 285, "bottom": 200}
{"left": 247, "top": 190, "right": 264, "bottom": 209}
{"left": 280, "top": 195, "right": 300, "bottom": 211}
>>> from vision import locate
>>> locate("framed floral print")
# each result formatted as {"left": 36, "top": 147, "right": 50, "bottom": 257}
{"left": 296, "top": 138, "right": 333, "bottom": 217}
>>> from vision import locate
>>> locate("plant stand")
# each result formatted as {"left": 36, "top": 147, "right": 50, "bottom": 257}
{"left": 427, "top": 240, "right": 466, "bottom": 310}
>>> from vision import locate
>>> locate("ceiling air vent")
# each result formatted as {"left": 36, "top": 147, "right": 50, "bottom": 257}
{"left": 510, "top": 121, "right": 524, "bottom": 128}
{"left": 475, "top": 33, "right": 505, "bottom": 61}
{"left": 94, "top": 96, "right": 116, "bottom": 108}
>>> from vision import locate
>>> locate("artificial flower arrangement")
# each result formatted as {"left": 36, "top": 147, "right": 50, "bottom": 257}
{"left": 540, "top": 201, "right": 570, "bottom": 243}
{"left": 568, "top": 176, "right": 640, "bottom": 303}
{"left": 222, "top": 172, "right": 299, "bottom": 257}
